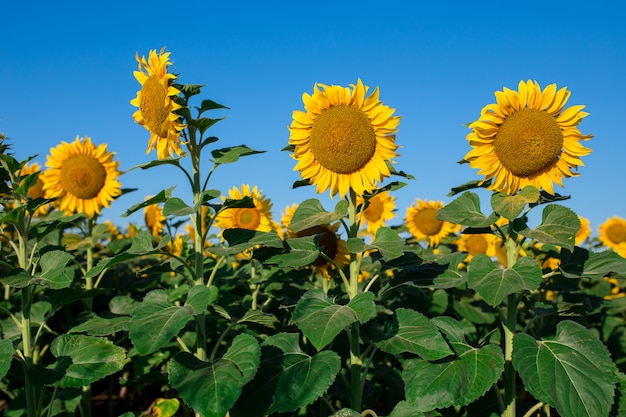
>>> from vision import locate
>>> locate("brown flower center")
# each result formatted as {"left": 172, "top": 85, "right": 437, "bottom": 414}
{"left": 140, "top": 75, "right": 170, "bottom": 137}
{"left": 466, "top": 234, "right": 489, "bottom": 256}
{"left": 310, "top": 105, "right": 376, "bottom": 174}
{"left": 297, "top": 225, "right": 338, "bottom": 266}
{"left": 413, "top": 208, "right": 443, "bottom": 236}
{"left": 607, "top": 222, "right": 626, "bottom": 245}
{"left": 493, "top": 108, "right": 563, "bottom": 177}
{"left": 60, "top": 155, "right": 106, "bottom": 199}
{"left": 235, "top": 208, "right": 261, "bottom": 230}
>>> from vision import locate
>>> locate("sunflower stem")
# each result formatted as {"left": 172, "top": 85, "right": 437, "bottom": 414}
{"left": 503, "top": 236, "right": 520, "bottom": 417}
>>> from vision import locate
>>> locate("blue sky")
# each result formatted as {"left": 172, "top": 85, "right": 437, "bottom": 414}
{"left": 1, "top": 1, "right": 624, "bottom": 236}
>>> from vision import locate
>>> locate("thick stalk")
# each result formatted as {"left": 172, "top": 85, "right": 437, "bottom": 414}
{"left": 503, "top": 237, "right": 520, "bottom": 417}
{"left": 349, "top": 324, "right": 363, "bottom": 412}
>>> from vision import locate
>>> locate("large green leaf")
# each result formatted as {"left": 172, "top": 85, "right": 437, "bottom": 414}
{"left": 288, "top": 199, "right": 345, "bottom": 233}
{"left": 47, "top": 334, "right": 128, "bottom": 387}
{"left": 0, "top": 338, "right": 13, "bottom": 380}
{"left": 560, "top": 248, "right": 626, "bottom": 279}
{"left": 206, "top": 229, "right": 283, "bottom": 256}
{"left": 168, "top": 333, "right": 260, "bottom": 417}
{"left": 292, "top": 290, "right": 376, "bottom": 351}
{"left": 374, "top": 308, "right": 453, "bottom": 360}
{"left": 68, "top": 314, "right": 129, "bottom": 336}
{"left": 513, "top": 320, "right": 618, "bottom": 417}
{"left": 128, "top": 290, "right": 194, "bottom": 355}
{"left": 385, "top": 401, "right": 426, "bottom": 417}
{"left": 513, "top": 204, "right": 580, "bottom": 250}
{"left": 490, "top": 186, "right": 540, "bottom": 220}
{"left": 346, "top": 227, "right": 405, "bottom": 261}
{"left": 266, "top": 235, "right": 320, "bottom": 268}
{"left": 185, "top": 285, "right": 218, "bottom": 315}
{"left": 437, "top": 191, "right": 499, "bottom": 228}
{"left": 468, "top": 255, "right": 542, "bottom": 306}
{"left": 2, "top": 250, "right": 74, "bottom": 289}
{"left": 403, "top": 344, "right": 504, "bottom": 412}
{"left": 211, "top": 145, "right": 265, "bottom": 164}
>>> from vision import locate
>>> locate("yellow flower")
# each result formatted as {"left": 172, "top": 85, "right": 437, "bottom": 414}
{"left": 604, "top": 277, "right": 625, "bottom": 300}
{"left": 215, "top": 184, "right": 274, "bottom": 232}
{"left": 144, "top": 199, "right": 166, "bottom": 237}
{"left": 9, "top": 162, "right": 50, "bottom": 217}
{"left": 464, "top": 80, "right": 592, "bottom": 195}
{"left": 40, "top": 136, "right": 122, "bottom": 218}
{"left": 104, "top": 220, "right": 123, "bottom": 240}
{"left": 131, "top": 47, "right": 186, "bottom": 160}
{"left": 405, "top": 199, "right": 459, "bottom": 247}
{"left": 599, "top": 216, "right": 626, "bottom": 257}
{"left": 289, "top": 79, "right": 400, "bottom": 197}
{"left": 575, "top": 216, "right": 591, "bottom": 246}
{"left": 357, "top": 191, "right": 396, "bottom": 237}
{"left": 455, "top": 231, "right": 497, "bottom": 261}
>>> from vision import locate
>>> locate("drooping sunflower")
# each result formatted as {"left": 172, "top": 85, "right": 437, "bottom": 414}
{"left": 405, "top": 199, "right": 459, "bottom": 247}
{"left": 144, "top": 199, "right": 166, "bottom": 237}
{"left": 40, "top": 136, "right": 122, "bottom": 218}
{"left": 214, "top": 184, "right": 274, "bottom": 232}
{"left": 464, "top": 80, "right": 592, "bottom": 195}
{"left": 281, "top": 203, "right": 350, "bottom": 279}
{"left": 131, "top": 47, "right": 186, "bottom": 160}
{"left": 599, "top": 216, "right": 626, "bottom": 257}
{"left": 357, "top": 191, "right": 396, "bottom": 237}
{"left": 289, "top": 79, "right": 401, "bottom": 197}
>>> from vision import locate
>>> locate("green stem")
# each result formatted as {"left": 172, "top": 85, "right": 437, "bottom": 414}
{"left": 349, "top": 323, "right": 363, "bottom": 412}
{"left": 503, "top": 236, "right": 520, "bottom": 417}
{"left": 21, "top": 286, "right": 38, "bottom": 417}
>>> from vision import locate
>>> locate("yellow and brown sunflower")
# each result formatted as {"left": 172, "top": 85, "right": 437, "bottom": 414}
{"left": 215, "top": 184, "right": 274, "bottom": 232}
{"left": 455, "top": 230, "right": 498, "bottom": 261}
{"left": 281, "top": 203, "right": 350, "bottom": 279}
{"left": 131, "top": 47, "right": 186, "bottom": 160}
{"left": 357, "top": 191, "right": 396, "bottom": 237}
{"left": 144, "top": 199, "right": 166, "bottom": 237}
{"left": 405, "top": 199, "right": 459, "bottom": 247}
{"left": 599, "top": 216, "right": 626, "bottom": 258}
{"left": 464, "top": 80, "right": 592, "bottom": 195}
{"left": 40, "top": 136, "right": 122, "bottom": 218}
{"left": 289, "top": 79, "right": 400, "bottom": 197}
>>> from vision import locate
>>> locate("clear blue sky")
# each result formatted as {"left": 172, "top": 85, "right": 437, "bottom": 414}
{"left": 1, "top": 1, "right": 624, "bottom": 235}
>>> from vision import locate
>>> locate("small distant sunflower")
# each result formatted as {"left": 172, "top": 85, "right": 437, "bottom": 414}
{"left": 144, "top": 199, "right": 166, "bottom": 237}
{"left": 214, "top": 184, "right": 274, "bottom": 232}
{"left": 456, "top": 231, "right": 497, "bottom": 261}
{"left": 131, "top": 47, "right": 186, "bottom": 160}
{"left": 13, "top": 162, "right": 50, "bottom": 217}
{"left": 599, "top": 216, "right": 626, "bottom": 257}
{"left": 464, "top": 80, "right": 592, "bottom": 195}
{"left": 405, "top": 199, "right": 459, "bottom": 247}
{"left": 604, "top": 277, "right": 625, "bottom": 301}
{"left": 357, "top": 191, "right": 396, "bottom": 237}
{"left": 289, "top": 79, "right": 400, "bottom": 197}
{"left": 576, "top": 216, "right": 591, "bottom": 246}
{"left": 40, "top": 136, "right": 122, "bottom": 218}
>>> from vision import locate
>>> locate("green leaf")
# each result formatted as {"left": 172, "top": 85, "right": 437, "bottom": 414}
{"left": 152, "top": 398, "right": 180, "bottom": 417}
{"left": 292, "top": 290, "right": 375, "bottom": 351}
{"left": 386, "top": 401, "right": 426, "bottom": 417}
{"left": 346, "top": 227, "right": 405, "bottom": 261}
{"left": 122, "top": 187, "right": 174, "bottom": 217}
{"left": 0, "top": 339, "right": 13, "bottom": 380}
{"left": 513, "top": 204, "right": 580, "bottom": 250}
{"left": 38, "top": 250, "right": 75, "bottom": 289}
{"left": 447, "top": 179, "right": 492, "bottom": 196}
{"left": 237, "top": 309, "right": 279, "bottom": 329}
{"left": 374, "top": 308, "right": 453, "bottom": 360}
{"left": 403, "top": 344, "right": 504, "bottom": 412}
{"left": 48, "top": 334, "right": 128, "bottom": 387}
{"left": 163, "top": 197, "right": 194, "bottom": 216}
{"left": 211, "top": 145, "right": 265, "bottom": 164}
{"left": 467, "top": 255, "right": 542, "bottom": 306}
{"left": 437, "top": 191, "right": 499, "bottom": 228}
{"left": 207, "top": 230, "right": 283, "bottom": 256}
{"left": 490, "top": 186, "right": 540, "bottom": 220}
{"left": 513, "top": 320, "right": 618, "bottom": 417}
{"left": 329, "top": 409, "right": 362, "bottom": 417}
{"left": 185, "top": 285, "right": 218, "bottom": 315}
{"left": 263, "top": 333, "right": 341, "bottom": 415}
{"left": 289, "top": 199, "right": 344, "bottom": 233}
{"left": 126, "top": 230, "right": 157, "bottom": 254}
{"left": 560, "top": 248, "right": 626, "bottom": 279}
{"left": 168, "top": 333, "right": 260, "bottom": 417}
{"left": 128, "top": 290, "right": 194, "bottom": 355}
{"left": 68, "top": 315, "right": 129, "bottom": 336}
{"left": 266, "top": 235, "right": 320, "bottom": 268}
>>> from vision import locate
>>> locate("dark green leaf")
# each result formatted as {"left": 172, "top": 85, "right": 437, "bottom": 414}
{"left": 513, "top": 320, "right": 618, "bottom": 417}
{"left": 560, "top": 248, "right": 626, "bottom": 279}
{"left": 0, "top": 339, "right": 13, "bottom": 380}
{"left": 68, "top": 315, "right": 129, "bottom": 336}
{"left": 122, "top": 187, "right": 175, "bottom": 217}
{"left": 289, "top": 199, "right": 344, "bottom": 233}
{"left": 185, "top": 285, "right": 219, "bottom": 315}
{"left": 437, "top": 192, "right": 498, "bottom": 227}
{"left": 514, "top": 204, "right": 580, "bottom": 250}
{"left": 490, "top": 186, "right": 540, "bottom": 220}
{"left": 163, "top": 197, "right": 194, "bottom": 216}
{"left": 207, "top": 230, "right": 283, "bottom": 256}
{"left": 211, "top": 146, "right": 265, "bottom": 164}
{"left": 386, "top": 401, "right": 426, "bottom": 417}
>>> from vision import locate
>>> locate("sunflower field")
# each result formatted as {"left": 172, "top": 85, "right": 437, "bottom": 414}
{"left": 3, "top": 48, "right": 626, "bottom": 417}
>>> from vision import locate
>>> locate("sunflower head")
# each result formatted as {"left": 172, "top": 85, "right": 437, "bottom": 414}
{"left": 215, "top": 184, "right": 274, "bottom": 232}
{"left": 455, "top": 231, "right": 497, "bottom": 261}
{"left": 405, "top": 199, "right": 459, "bottom": 247}
{"left": 144, "top": 199, "right": 166, "bottom": 237}
{"left": 464, "top": 80, "right": 592, "bottom": 195}
{"left": 131, "top": 47, "right": 187, "bottom": 160}
{"left": 289, "top": 79, "right": 400, "bottom": 197}
{"left": 357, "top": 191, "right": 396, "bottom": 237}
{"left": 40, "top": 136, "right": 122, "bottom": 218}
{"left": 599, "top": 216, "right": 626, "bottom": 258}
{"left": 575, "top": 216, "right": 591, "bottom": 246}
{"left": 9, "top": 162, "right": 51, "bottom": 217}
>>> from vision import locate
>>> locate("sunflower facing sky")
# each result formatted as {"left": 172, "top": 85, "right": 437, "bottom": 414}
{"left": 405, "top": 199, "right": 459, "bottom": 247}
{"left": 40, "top": 136, "right": 122, "bottom": 218}
{"left": 289, "top": 79, "right": 401, "bottom": 197}
{"left": 464, "top": 80, "right": 592, "bottom": 195}
{"left": 357, "top": 191, "right": 396, "bottom": 237}
{"left": 214, "top": 184, "right": 274, "bottom": 232}
{"left": 131, "top": 47, "right": 186, "bottom": 160}
{"left": 599, "top": 216, "right": 626, "bottom": 258}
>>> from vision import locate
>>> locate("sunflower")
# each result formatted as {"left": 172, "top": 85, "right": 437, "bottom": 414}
{"left": 405, "top": 199, "right": 459, "bottom": 247}
{"left": 281, "top": 203, "right": 350, "bottom": 279}
{"left": 464, "top": 80, "right": 592, "bottom": 195}
{"left": 575, "top": 216, "right": 591, "bottom": 246}
{"left": 40, "top": 136, "right": 122, "bottom": 218}
{"left": 131, "top": 47, "right": 186, "bottom": 160}
{"left": 455, "top": 230, "right": 497, "bottom": 261}
{"left": 214, "top": 184, "right": 274, "bottom": 232}
{"left": 9, "top": 162, "right": 50, "bottom": 217}
{"left": 289, "top": 79, "right": 400, "bottom": 197}
{"left": 144, "top": 199, "right": 166, "bottom": 237}
{"left": 599, "top": 216, "right": 626, "bottom": 257}
{"left": 357, "top": 191, "right": 396, "bottom": 237}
